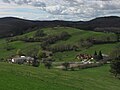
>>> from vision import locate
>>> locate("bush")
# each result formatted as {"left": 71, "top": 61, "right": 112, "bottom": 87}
{"left": 32, "top": 58, "right": 40, "bottom": 67}
{"left": 37, "top": 50, "right": 46, "bottom": 60}
{"left": 0, "top": 58, "right": 4, "bottom": 62}
{"left": 110, "top": 59, "right": 120, "bottom": 77}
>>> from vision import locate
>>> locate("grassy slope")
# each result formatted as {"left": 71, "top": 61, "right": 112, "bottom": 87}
{"left": 0, "top": 29, "right": 40, "bottom": 59}
{"left": 43, "top": 27, "right": 116, "bottom": 45}
{"left": 0, "top": 62, "right": 120, "bottom": 90}
{"left": 53, "top": 43, "right": 119, "bottom": 62}
{"left": 0, "top": 27, "right": 118, "bottom": 60}
{"left": 43, "top": 27, "right": 117, "bottom": 53}
{"left": 42, "top": 27, "right": 118, "bottom": 61}
{"left": 0, "top": 40, "right": 40, "bottom": 59}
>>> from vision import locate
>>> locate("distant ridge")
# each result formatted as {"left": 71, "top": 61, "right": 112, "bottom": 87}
{"left": 0, "top": 17, "right": 36, "bottom": 38}
{"left": 0, "top": 16, "right": 120, "bottom": 38}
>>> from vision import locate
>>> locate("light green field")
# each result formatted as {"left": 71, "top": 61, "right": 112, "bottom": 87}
{"left": 0, "top": 62, "right": 120, "bottom": 90}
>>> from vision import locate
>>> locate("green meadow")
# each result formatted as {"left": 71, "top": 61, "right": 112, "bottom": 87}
{"left": 0, "top": 27, "right": 120, "bottom": 90}
{"left": 0, "top": 63, "right": 120, "bottom": 90}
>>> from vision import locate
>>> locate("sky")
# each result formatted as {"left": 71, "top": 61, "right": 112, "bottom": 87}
{"left": 0, "top": 0, "right": 120, "bottom": 21}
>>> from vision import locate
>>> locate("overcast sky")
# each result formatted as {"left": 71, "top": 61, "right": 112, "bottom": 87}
{"left": 0, "top": 0, "right": 120, "bottom": 21}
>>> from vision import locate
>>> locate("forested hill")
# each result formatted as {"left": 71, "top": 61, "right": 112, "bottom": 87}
{"left": 77, "top": 16, "right": 120, "bottom": 33}
{"left": 0, "top": 17, "right": 36, "bottom": 38}
{"left": 0, "top": 16, "right": 120, "bottom": 38}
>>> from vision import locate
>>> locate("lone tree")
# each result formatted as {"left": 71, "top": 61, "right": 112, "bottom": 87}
{"left": 110, "top": 59, "right": 120, "bottom": 77}
{"left": 94, "top": 51, "right": 97, "bottom": 56}
{"left": 98, "top": 50, "right": 103, "bottom": 60}
{"left": 93, "top": 51, "right": 98, "bottom": 60}
{"left": 32, "top": 56, "right": 40, "bottom": 67}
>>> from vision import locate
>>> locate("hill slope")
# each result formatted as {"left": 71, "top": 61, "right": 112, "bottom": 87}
{"left": 0, "top": 62, "right": 120, "bottom": 90}
{"left": 0, "top": 27, "right": 118, "bottom": 61}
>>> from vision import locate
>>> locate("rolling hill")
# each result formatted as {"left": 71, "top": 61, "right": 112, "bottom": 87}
{"left": 0, "top": 27, "right": 119, "bottom": 61}
{"left": 0, "top": 16, "right": 120, "bottom": 38}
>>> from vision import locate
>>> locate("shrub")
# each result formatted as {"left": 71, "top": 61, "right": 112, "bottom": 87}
{"left": 32, "top": 56, "right": 40, "bottom": 67}
{"left": 62, "top": 62, "right": 70, "bottom": 70}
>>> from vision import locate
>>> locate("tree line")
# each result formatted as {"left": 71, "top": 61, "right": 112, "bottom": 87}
{"left": 40, "top": 32, "right": 71, "bottom": 50}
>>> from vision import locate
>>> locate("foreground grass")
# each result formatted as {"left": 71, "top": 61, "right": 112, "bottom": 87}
{"left": 0, "top": 62, "right": 120, "bottom": 90}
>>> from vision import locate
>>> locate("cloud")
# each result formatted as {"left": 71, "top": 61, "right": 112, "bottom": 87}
{"left": 31, "top": 1, "right": 46, "bottom": 7}
{"left": 2, "top": 0, "right": 10, "bottom": 3}
{"left": 1, "top": 0, "right": 120, "bottom": 21}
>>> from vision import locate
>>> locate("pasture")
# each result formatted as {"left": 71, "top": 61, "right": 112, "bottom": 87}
{"left": 0, "top": 27, "right": 120, "bottom": 90}
{"left": 0, "top": 62, "right": 120, "bottom": 90}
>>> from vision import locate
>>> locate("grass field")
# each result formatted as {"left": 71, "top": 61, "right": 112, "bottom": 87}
{"left": 0, "top": 62, "right": 120, "bottom": 90}
{"left": 0, "top": 27, "right": 120, "bottom": 90}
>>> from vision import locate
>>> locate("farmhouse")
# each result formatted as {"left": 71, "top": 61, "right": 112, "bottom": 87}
{"left": 76, "top": 54, "right": 93, "bottom": 60}
{"left": 8, "top": 56, "right": 35, "bottom": 65}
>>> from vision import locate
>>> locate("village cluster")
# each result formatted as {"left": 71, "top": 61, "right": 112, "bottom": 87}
{"left": 76, "top": 54, "right": 94, "bottom": 64}
{"left": 7, "top": 50, "right": 109, "bottom": 70}
{"left": 8, "top": 55, "right": 38, "bottom": 65}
